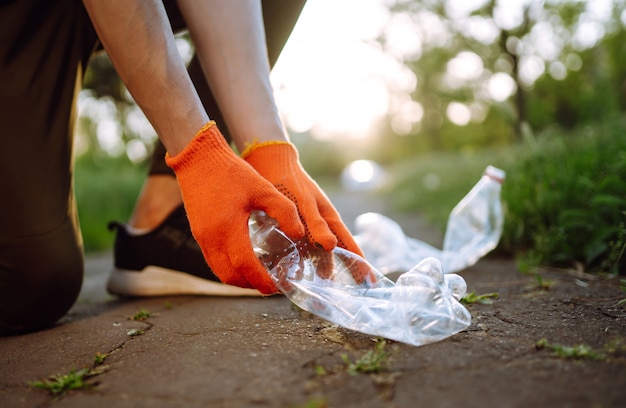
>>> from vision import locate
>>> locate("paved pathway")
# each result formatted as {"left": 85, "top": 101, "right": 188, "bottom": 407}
{"left": 1, "top": 190, "right": 625, "bottom": 407}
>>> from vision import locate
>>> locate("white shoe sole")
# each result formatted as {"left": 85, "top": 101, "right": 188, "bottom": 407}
{"left": 107, "top": 266, "right": 264, "bottom": 297}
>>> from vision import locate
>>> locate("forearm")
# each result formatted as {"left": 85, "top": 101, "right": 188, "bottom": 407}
{"left": 176, "top": 0, "right": 289, "bottom": 152}
{"left": 82, "top": 0, "right": 208, "bottom": 155}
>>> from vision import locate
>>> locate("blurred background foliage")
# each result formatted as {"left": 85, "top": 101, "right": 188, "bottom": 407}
{"left": 76, "top": 1, "right": 625, "bottom": 274}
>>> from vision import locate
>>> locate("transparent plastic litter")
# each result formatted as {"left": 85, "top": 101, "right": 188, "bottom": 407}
{"left": 249, "top": 212, "right": 472, "bottom": 347}
{"left": 248, "top": 165, "right": 504, "bottom": 346}
{"left": 354, "top": 165, "right": 506, "bottom": 275}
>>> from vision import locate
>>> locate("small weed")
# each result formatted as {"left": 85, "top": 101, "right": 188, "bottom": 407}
{"left": 341, "top": 339, "right": 390, "bottom": 375}
{"left": 164, "top": 301, "right": 173, "bottom": 309}
{"left": 535, "top": 274, "right": 553, "bottom": 291}
{"left": 314, "top": 365, "right": 326, "bottom": 376}
{"left": 604, "top": 337, "right": 626, "bottom": 357}
{"left": 291, "top": 397, "right": 328, "bottom": 408}
{"left": 129, "top": 308, "right": 152, "bottom": 321}
{"left": 536, "top": 338, "right": 603, "bottom": 360}
{"left": 461, "top": 291, "right": 499, "bottom": 305}
{"left": 94, "top": 352, "right": 108, "bottom": 365}
{"left": 30, "top": 368, "right": 95, "bottom": 396}
{"left": 127, "top": 328, "right": 145, "bottom": 337}
{"left": 617, "top": 279, "right": 626, "bottom": 307}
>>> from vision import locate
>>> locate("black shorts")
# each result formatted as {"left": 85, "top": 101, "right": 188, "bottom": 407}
{"left": 0, "top": 0, "right": 305, "bottom": 335}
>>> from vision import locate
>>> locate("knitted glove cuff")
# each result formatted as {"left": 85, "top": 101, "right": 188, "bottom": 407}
{"left": 240, "top": 140, "right": 292, "bottom": 159}
{"left": 165, "top": 121, "right": 235, "bottom": 172}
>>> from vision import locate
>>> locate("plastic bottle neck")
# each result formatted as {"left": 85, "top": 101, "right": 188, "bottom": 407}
{"left": 483, "top": 166, "right": 505, "bottom": 185}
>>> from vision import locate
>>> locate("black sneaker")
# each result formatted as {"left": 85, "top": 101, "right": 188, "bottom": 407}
{"left": 107, "top": 205, "right": 261, "bottom": 297}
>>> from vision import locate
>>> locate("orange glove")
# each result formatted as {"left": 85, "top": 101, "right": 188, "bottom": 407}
{"left": 165, "top": 122, "right": 304, "bottom": 294}
{"left": 242, "top": 141, "right": 365, "bottom": 257}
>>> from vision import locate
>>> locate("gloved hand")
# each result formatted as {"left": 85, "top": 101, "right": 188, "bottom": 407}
{"left": 242, "top": 141, "right": 362, "bottom": 255}
{"left": 242, "top": 141, "right": 376, "bottom": 284}
{"left": 165, "top": 122, "right": 304, "bottom": 295}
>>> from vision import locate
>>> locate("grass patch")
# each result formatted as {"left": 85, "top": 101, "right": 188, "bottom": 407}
{"left": 94, "top": 352, "right": 108, "bottom": 365}
{"left": 461, "top": 291, "right": 499, "bottom": 305}
{"left": 292, "top": 398, "right": 329, "bottom": 408}
{"left": 30, "top": 368, "right": 97, "bottom": 396}
{"left": 341, "top": 339, "right": 390, "bottom": 375}
{"left": 500, "top": 119, "right": 626, "bottom": 275}
{"left": 128, "top": 308, "right": 152, "bottom": 321}
{"left": 74, "top": 154, "right": 146, "bottom": 253}
{"left": 618, "top": 279, "right": 626, "bottom": 307}
{"left": 535, "top": 338, "right": 604, "bottom": 360}
{"left": 534, "top": 274, "right": 553, "bottom": 291}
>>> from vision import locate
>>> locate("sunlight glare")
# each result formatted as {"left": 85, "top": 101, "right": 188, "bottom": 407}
{"left": 446, "top": 102, "right": 471, "bottom": 126}
{"left": 341, "top": 159, "right": 387, "bottom": 191}
{"left": 519, "top": 55, "right": 545, "bottom": 87}
{"left": 384, "top": 13, "right": 422, "bottom": 59}
{"left": 126, "top": 139, "right": 149, "bottom": 163}
{"left": 390, "top": 99, "right": 424, "bottom": 135}
{"left": 96, "top": 120, "right": 124, "bottom": 156}
{"left": 271, "top": 0, "right": 395, "bottom": 141}
{"left": 487, "top": 72, "right": 516, "bottom": 102}
{"left": 445, "top": 51, "right": 484, "bottom": 89}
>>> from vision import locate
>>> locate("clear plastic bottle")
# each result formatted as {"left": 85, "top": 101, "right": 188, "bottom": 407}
{"left": 441, "top": 165, "right": 505, "bottom": 272}
{"left": 354, "top": 165, "right": 506, "bottom": 274}
{"left": 249, "top": 211, "right": 471, "bottom": 347}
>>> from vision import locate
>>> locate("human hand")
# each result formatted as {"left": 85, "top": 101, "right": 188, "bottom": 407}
{"left": 166, "top": 122, "right": 305, "bottom": 294}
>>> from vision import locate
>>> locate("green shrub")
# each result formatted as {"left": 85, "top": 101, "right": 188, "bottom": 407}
{"left": 501, "top": 118, "right": 626, "bottom": 275}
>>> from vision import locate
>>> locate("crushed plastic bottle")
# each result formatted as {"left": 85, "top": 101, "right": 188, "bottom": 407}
{"left": 249, "top": 211, "right": 471, "bottom": 347}
{"left": 354, "top": 165, "right": 505, "bottom": 275}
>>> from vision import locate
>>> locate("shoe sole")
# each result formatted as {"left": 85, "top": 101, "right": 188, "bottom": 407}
{"left": 107, "top": 266, "right": 264, "bottom": 297}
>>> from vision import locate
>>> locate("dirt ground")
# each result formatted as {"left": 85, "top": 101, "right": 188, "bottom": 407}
{"left": 1, "top": 191, "right": 625, "bottom": 407}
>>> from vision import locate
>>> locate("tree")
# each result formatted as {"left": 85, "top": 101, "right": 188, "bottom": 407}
{"left": 379, "top": 0, "right": 625, "bottom": 150}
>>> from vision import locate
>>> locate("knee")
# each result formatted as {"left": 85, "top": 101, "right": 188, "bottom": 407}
{"left": 0, "top": 223, "right": 83, "bottom": 335}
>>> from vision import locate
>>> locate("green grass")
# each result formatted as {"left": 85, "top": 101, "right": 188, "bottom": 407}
{"left": 501, "top": 118, "right": 626, "bottom": 275}
{"left": 74, "top": 154, "right": 146, "bottom": 253}
{"left": 341, "top": 339, "right": 390, "bottom": 375}
{"left": 618, "top": 279, "right": 626, "bottom": 307}
{"left": 534, "top": 274, "right": 553, "bottom": 291}
{"left": 461, "top": 291, "right": 499, "bottom": 305}
{"left": 94, "top": 352, "right": 108, "bottom": 365}
{"left": 128, "top": 308, "right": 152, "bottom": 321}
{"left": 30, "top": 357, "right": 110, "bottom": 397}
{"left": 535, "top": 338, "right": 603, "bottom": 360}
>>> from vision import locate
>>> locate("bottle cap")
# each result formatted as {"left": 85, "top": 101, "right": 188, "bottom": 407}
{"left": 484, "top": 165, "right": 506, "bottom": 184}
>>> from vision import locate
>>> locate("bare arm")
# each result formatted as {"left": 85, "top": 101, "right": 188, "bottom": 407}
{"left": 176, "top": 0, "right": 290, "bottom": 152}
{"left": 81, "top": 0, "right": 209, "bottom": 155}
